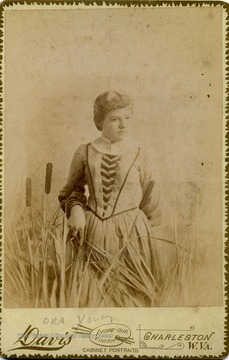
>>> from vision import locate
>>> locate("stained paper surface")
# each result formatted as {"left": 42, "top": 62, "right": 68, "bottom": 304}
{"left": 1, "top": 1, "right": 227, "bottom": 358}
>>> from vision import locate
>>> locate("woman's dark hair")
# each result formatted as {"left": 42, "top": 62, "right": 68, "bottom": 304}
{"left": 94, "top": 90, "right": 133, "bottom": 131}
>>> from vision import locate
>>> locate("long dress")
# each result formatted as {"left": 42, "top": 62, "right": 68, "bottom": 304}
{"left": 59, "top": 135, "right": 162, "bottom": 307}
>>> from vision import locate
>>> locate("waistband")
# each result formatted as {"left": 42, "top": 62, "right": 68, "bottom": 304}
{"left": 86, "top": 206, "right": 139, "bottom": 221}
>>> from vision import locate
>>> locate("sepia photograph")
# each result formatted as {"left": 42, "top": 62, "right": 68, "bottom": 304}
{"left": 1, "top": 1, "right": 227, "bottom": 358}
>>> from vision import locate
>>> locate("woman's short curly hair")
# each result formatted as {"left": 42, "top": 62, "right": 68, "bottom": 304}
{"left": 94, "top": 91, "right": 133, "bottom": 131}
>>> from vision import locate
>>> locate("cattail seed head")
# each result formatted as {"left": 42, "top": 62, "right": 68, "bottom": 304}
{"left": 26, "top": 178, "right": 32, "bottom": 207}
{"left": 45, "top": 163, "right": 53, "bottom": 194}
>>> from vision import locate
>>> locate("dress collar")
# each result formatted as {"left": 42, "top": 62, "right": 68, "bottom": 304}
{"left": 91, "top": 135, "right": 138, "bottom": 155}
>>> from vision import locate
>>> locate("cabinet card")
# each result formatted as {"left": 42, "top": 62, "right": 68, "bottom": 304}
{"left": 1, "top": 1, "right": 228, "bottom": 359}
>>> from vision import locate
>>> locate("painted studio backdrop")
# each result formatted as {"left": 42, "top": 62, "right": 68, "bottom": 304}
{"left": 4, "top": 5, "right": 223, "bottom": 307}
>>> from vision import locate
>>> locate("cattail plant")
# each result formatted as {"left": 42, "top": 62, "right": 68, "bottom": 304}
{"left": 45, "top": 163, "right": 53, "bottom": 195}
{"left": 41, "top": 162, "right": 53, "bottom": 306}
{"left": 26, "top": 178, "right": 32, "bottom": 207}
{"left": 25, "top": 176, "right": 33, "bottom": 239}
{"left": 43, "top": 163, "right": 53, "bottom": 224}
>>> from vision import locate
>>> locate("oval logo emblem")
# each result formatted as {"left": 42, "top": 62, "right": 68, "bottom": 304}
{"left": 89, "top": 323, "right": 132, "bottom": 347}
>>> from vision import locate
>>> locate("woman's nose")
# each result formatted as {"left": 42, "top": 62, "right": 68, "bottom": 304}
{"left": 119, "top": 120, "right": 126, "bottom": 128}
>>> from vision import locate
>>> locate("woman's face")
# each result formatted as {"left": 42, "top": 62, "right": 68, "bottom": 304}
{"left": 102, "top": 106, "right": 133, "bottom": 142}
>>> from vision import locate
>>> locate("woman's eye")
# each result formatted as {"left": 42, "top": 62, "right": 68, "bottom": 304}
{"left": 111, "top": 118, "right": 117, "bottom": 122}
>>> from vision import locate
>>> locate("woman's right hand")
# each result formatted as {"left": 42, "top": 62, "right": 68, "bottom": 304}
{"left": 68, "top": 205, "right": 86, "bottom": 246}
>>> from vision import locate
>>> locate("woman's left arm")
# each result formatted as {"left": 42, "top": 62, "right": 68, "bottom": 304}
{"left": 139, "top": 150, "right": 162, "bottom": 226}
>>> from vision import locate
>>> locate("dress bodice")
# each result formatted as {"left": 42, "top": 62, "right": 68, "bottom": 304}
{"left": 85, "top": 143, "right": 142, "bottom": 219}
{"left": 59, "top": 136, "right": 161, "bottom": 225}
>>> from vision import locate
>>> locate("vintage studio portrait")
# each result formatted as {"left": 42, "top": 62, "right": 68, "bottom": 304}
{"left": 4, "top": 5, "right": 223, "bottom": 309}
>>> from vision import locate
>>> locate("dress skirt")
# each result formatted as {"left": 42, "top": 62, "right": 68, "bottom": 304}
{"left": 66, "top": 208, "right": 161, "bottom": 308}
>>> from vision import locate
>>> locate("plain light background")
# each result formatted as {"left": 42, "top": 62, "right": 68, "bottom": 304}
{"left": 4, "top": 6, "right": 223, "bottom": 306}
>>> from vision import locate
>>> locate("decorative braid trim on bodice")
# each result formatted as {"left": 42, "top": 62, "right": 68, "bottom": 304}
{"left": 100, "top": 154, "right": 121, "bottom": 216}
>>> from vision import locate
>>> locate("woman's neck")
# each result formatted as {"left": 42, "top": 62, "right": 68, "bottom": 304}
{"left": 91, "top": 135, "right": 137, "bottom": 155}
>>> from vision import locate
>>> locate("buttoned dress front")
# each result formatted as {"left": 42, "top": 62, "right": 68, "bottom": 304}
{"left": 59, "top": 136, "right": 162, "bottom": 307}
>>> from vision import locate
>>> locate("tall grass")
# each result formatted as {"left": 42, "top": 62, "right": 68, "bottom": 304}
{"left": 4, "top": 167, "right": 199, "bottom": 308}
{"left": 159, "top": 182, "right": 200, "bottom": 306}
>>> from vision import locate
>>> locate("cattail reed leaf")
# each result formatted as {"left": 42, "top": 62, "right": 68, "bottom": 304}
{"left": 45, "top": 163, "right": 53, "bottom": 194}
{"left": 26, "top": 178, "right": 32, "bottom": 207}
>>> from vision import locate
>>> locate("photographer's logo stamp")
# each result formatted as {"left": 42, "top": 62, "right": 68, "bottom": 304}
{"left": 72, "top": 323, "right": 134, "bottom": 347}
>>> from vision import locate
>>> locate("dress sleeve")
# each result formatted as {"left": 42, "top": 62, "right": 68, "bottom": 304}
{"left": 58, "top": 144, "right": 87, "bottom": 218}
{"left": 139, "top": 150, "right": 162, "bottom": 226}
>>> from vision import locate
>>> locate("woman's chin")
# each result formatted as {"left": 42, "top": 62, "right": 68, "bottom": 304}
{"left": 115, "top": 133, "right": 129, "bottom": 141}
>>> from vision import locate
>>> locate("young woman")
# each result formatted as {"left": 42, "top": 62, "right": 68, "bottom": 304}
{"left": 59, "top": 91, "right": 162, "bottom": 307}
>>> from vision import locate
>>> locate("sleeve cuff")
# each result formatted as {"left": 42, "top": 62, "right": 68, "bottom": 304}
{"left": 66, "top": 199, "right": 84, "bottom": 218}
